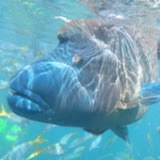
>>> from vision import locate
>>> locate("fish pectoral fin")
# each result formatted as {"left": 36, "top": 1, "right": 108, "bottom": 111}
{"left": 83, "top": 128, "right": 107, "bottom": 135}
{"left": 118, "top": 82, "right": 160, "bottom": 109}
{"left": 139, "top": 83, "right": 160, "bottom": 106}
{"left": 111, "top": 126, "right": 129, "bottom": 143}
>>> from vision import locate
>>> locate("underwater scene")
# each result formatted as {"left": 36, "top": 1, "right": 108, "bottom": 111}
{"left": 0, "top": 0, "right": 160, "bottom": 160}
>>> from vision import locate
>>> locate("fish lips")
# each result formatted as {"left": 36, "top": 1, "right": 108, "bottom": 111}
{"left": 7, "top": 82, "right": 51, "bottom": 117}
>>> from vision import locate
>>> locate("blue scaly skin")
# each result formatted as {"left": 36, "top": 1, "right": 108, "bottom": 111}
{"left": 7, "top": 19, "right": 158, "bottom": 141}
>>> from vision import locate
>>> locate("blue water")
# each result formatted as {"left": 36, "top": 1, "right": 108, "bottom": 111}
{"left": 0, "top": 0, "right": 160, "bottom": 160}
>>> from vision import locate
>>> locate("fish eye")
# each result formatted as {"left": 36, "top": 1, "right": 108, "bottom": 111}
{"left": 72, "top": 54, "right": 83, "bottom": 66}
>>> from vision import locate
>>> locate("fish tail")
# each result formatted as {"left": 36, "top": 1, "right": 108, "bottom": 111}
{"left": 147, "top": 131, "right": 151, "bottom": 140}
{"left": 139, "top": 83, "right": 160, "bottom": 106}
{"left": 33, "top": 131, "right": 48, "bottom": 144}
{"left": 27, "top": 143, "right": 44, "bottom": 160}
{"left": 0, "top": 103, "right": 10, "bottom": 117}
{"left": 20, "top": 45, "right": 28, "bottom": 54}
{"left": 36, "top": 48, "right": 44, "bottom": 58}
{"left": 87, "top": 134, "right": 93, "bottom": 139}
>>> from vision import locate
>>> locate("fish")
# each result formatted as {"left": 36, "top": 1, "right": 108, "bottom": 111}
{"left": 36, "top": 49, "right": 45, "bottom": 59}
{"left": 0, "top": 103, "right": 32, "bottom": 127}
{"left": 42, "top": 124, "right": 56, "bottom": 132}
{"left": 28, "top": 132, "right": 82, "bottom": 159}
{"left": 60, "top": 131, "right": 79, "bottom": 145}
{"left": 7, "top": 18, "right": 160, "bottom": 141}
{"left": 27, "top": 143, "right": 65, "bottom": 159}
{"left": 64, "top": 153, "right": 81, "bottom": 160}
{"left": 99, "top": 153, "right": 113, "bottom": 160}
{"left": 0, "top": 132, "right": 47, "bottom": 160}
{"left": 43, "top": 143, "right": 65, "bottom": 155}
{"left": 89, "top": 135, "right": 102, "bottom": 150}
{"left": 27, "top": 143, "right": 43, "bottom": 160}
{"left": 147, "top": 131, "right": 153, "bottom": 149}
{"left": 69, "top": 134, "right": 92, "bottom": 149}
{"left": 100, "top": 135, "right": 117, "bottom": 152}
{"left": 20, "top": 46, "right": 28, "bottom": 54}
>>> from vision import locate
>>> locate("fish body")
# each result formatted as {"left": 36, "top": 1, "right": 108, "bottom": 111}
{"left": 1, "top": 141, "right": 33, "bottom": 160}
{"left": 69, "top": 134, "right": 92, "bottom": 148}
{"left": 60, "top": 131, "right": 78, "bottom": 145}
{"left": 89, "top": 135, "right": 102, "bottom": 150}
{"left": 44, "top": 143, "right": 64, "bottom": 155}
{"left": 73, "top": 146, "right": 86, "bottom": 154}
{"left": 0, "top": 132, "right": 47, "bottom": 160}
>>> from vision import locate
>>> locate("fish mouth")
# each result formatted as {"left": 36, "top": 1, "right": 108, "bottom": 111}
{"left": 7, "top": 86, "right": 50, "bottom": 114}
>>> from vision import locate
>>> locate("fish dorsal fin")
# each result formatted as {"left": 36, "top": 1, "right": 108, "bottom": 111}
{"left": 84, "top": 128, "right": 107, "bottom": 135}
{"left": 57, "top": 18, "right": 113, "bottom": 44}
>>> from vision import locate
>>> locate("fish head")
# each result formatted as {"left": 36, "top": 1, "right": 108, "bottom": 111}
{"left": 7, "top": 19, "right": 121, "bottom": 128}
{"left": 7, "top": 59, "right": 92, "bottom": 126}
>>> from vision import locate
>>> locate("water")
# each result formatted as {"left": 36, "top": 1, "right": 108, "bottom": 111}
{"left": 0, "top": 0, "right": 160, "bottom": 160}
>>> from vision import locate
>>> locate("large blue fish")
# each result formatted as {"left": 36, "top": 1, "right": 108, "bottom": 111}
{"left": 7, "top": 19, "right": 160, "bottom": 141}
